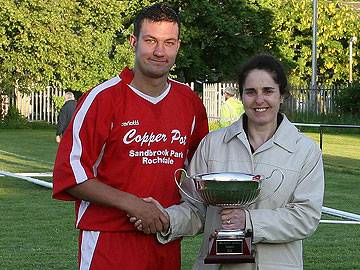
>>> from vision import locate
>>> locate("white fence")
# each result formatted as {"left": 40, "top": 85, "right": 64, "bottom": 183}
{"left": 1, "top": 83, "right": 341, "bottom": 124}
{"left": 1, "top": 87, "right": 65, "bottom": 124}
{"left": 28, "top": 87, "right": 65, "bottom": 124}
{"left": 203, "top": 82, "right": 238, "bottom": 120}
{"left": 285, "top": 85, "right": 339, "bottom": 115}
{"left": 202, "top": 83, "right": 341, "bottom": 120}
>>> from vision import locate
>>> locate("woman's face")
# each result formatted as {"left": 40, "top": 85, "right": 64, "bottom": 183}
{"left": 241, "top": 69, "right": 283, "bottom": 128}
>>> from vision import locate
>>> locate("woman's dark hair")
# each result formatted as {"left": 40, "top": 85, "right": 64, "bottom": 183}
{"left": 133, "top": 3, "right": 180, "bottom": 38}
{"left": 238, "top": 54, "right": 288, "bottom": 96}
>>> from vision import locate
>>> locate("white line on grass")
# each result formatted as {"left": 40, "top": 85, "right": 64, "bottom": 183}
{"left": 0, "top": 149, "right": 54, "bottom": 165}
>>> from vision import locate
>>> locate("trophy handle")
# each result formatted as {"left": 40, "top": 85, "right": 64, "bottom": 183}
{"left": 174, "top": 168, "right": 203, "bottom": 204}
{"left": 254, "top": 168, "right": 284, "bottom": 204}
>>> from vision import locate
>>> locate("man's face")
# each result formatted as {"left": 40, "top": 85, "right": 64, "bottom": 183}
{"left": 130, "top": 19, "right": 180, "bottom": 79}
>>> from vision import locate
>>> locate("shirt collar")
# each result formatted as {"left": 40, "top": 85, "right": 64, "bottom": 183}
{"left": 224, "top": 114, "right": 298, "bottom": 153}
{"left": 119, "top": 67, "right": 134, "bottom": 84}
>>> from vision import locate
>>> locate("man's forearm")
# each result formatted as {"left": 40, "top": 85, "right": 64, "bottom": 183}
{"left": 67, "top": 178, "right": 136, "bottom": 211}
{"left": 67, "top": 178, "right": 169, "bottom": 233}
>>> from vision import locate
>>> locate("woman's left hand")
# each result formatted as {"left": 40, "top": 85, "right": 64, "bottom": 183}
{"left": 220, "top": 208, "right": 246, "bottom": 230}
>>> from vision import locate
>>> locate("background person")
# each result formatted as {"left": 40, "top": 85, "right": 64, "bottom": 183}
{"left": 219, "top": 86, "right": 244, "bottom": 127}
{"left": 142, "top": 54, "right": 324, "bottom": 270}
{"left": 52, "top": 3, "right": 208, "bottom": 270}
{"left": 55, "top": 92, "right": 76, "bottom": 144}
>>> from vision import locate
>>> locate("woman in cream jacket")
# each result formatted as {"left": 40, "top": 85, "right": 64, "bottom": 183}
{"left": 141, "top": 54, "right": 324, "bottom": 270}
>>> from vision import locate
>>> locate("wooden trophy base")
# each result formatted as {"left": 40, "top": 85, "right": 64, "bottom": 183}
{"left": 204, "top": 230, "right": 255, "bottom": 264}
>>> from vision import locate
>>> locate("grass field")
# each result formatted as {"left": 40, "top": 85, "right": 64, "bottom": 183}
{"left": 0, "top": 128, "right": 360, "bottom": 269}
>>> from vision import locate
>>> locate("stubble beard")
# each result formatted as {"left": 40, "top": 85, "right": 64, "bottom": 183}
{"left": 136, "top": 56, "right": 175, "bottom": 79}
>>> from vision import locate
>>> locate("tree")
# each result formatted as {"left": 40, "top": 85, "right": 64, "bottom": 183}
{"left": 260, "top": 0, "right": 360, "bottom": 85}
{"left": 168, "top": 0, "right": 275, "bottom": 83}
{"left": 1, "top": 0, "right": 359, "bottom": 97}
{"left": 0, "top": 0, "right": 278, "bottom": 92}
{"left": 335, "top": 83, "right": 360, "bottom": 114}
{"left": 0, "top": 0, "right": 135, "bottom": 96}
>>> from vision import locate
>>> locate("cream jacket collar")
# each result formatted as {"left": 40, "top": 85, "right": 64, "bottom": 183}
{"left": 223, "top": 114, "right": 298, "bottom": 153}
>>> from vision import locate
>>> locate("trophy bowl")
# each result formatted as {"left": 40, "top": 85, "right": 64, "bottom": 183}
{"left": 174, "top": 169, "right": 284, "bottom": 264}
{"left": 193, "top": 172, "right": 262, "bottom": 206}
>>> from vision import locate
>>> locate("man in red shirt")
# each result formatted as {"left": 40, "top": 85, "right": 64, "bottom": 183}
{"left": 53, "top": 3, "right": 208, "bottom": 270}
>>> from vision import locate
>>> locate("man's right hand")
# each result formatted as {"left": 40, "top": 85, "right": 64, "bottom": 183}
{"left": 129, "top": 197, "right": 170, "bottom": 234}
{"left": 126, "top": 196, "right": 169, "bottom": 234}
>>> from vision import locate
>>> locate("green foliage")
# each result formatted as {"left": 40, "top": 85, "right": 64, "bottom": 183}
{"left": 0, "top": 106, "right": 29, "bottom": 129}
{"left": 0, "top": 77, "right": 15, "bottom": 95}
{"left": 261, "top": 0, "right": 360, "bottom": 85}
{"left": 52, "top": 95, "right": 65, "bottom": 113}
{"left": 0, "top": 0, "right": 359, "bottom": 92}
{"left": 0, "top": 0, "right": 134, "bottom": 93}
{"left": 28, "top": 120, "right": 56, "bottom": 130}
{"left": 334, "top": 83, "right": 360, "bottom": 115}
{"left": 168, "top": 0, "right": 275, "bottom": 82}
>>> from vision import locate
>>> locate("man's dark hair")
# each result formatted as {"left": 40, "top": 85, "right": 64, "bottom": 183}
{"left": 133, "top": 3, "right": 180, "bottom": 38}
{"left": 238, "top": 54, "right": 288, "bottom": 96}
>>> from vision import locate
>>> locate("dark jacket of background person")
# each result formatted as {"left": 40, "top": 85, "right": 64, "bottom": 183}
{"left": 56, "top": 97, "right": 76, "bottom": 138}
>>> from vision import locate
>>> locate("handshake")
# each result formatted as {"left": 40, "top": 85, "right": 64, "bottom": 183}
{"left": 127, "top": 196, "right": 246, "bottom": 234}
{"left": 128, "top": 197, "right": 170, "bottom": 235}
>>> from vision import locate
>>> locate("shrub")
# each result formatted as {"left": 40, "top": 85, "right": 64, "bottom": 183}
{"left": 0, "top": 106, "right": 29, "bottom": 129}
{"left": 335, "top": 83, "right": 360, "bottom": 115}
{"left": 28, "top": 121, "right": 56, "bottom": 129}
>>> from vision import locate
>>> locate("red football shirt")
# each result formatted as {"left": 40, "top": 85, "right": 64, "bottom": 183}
{"left": 53, "top": 67, "right": 209, "bottom": 231}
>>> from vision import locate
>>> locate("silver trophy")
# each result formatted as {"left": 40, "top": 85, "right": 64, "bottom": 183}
{"left": 174, "top": 169, "right": 284, "bottom": 264}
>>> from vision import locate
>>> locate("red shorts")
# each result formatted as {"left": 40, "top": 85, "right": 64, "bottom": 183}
{"left": 78, "top": 230, "right": 181, "bottom": 270}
